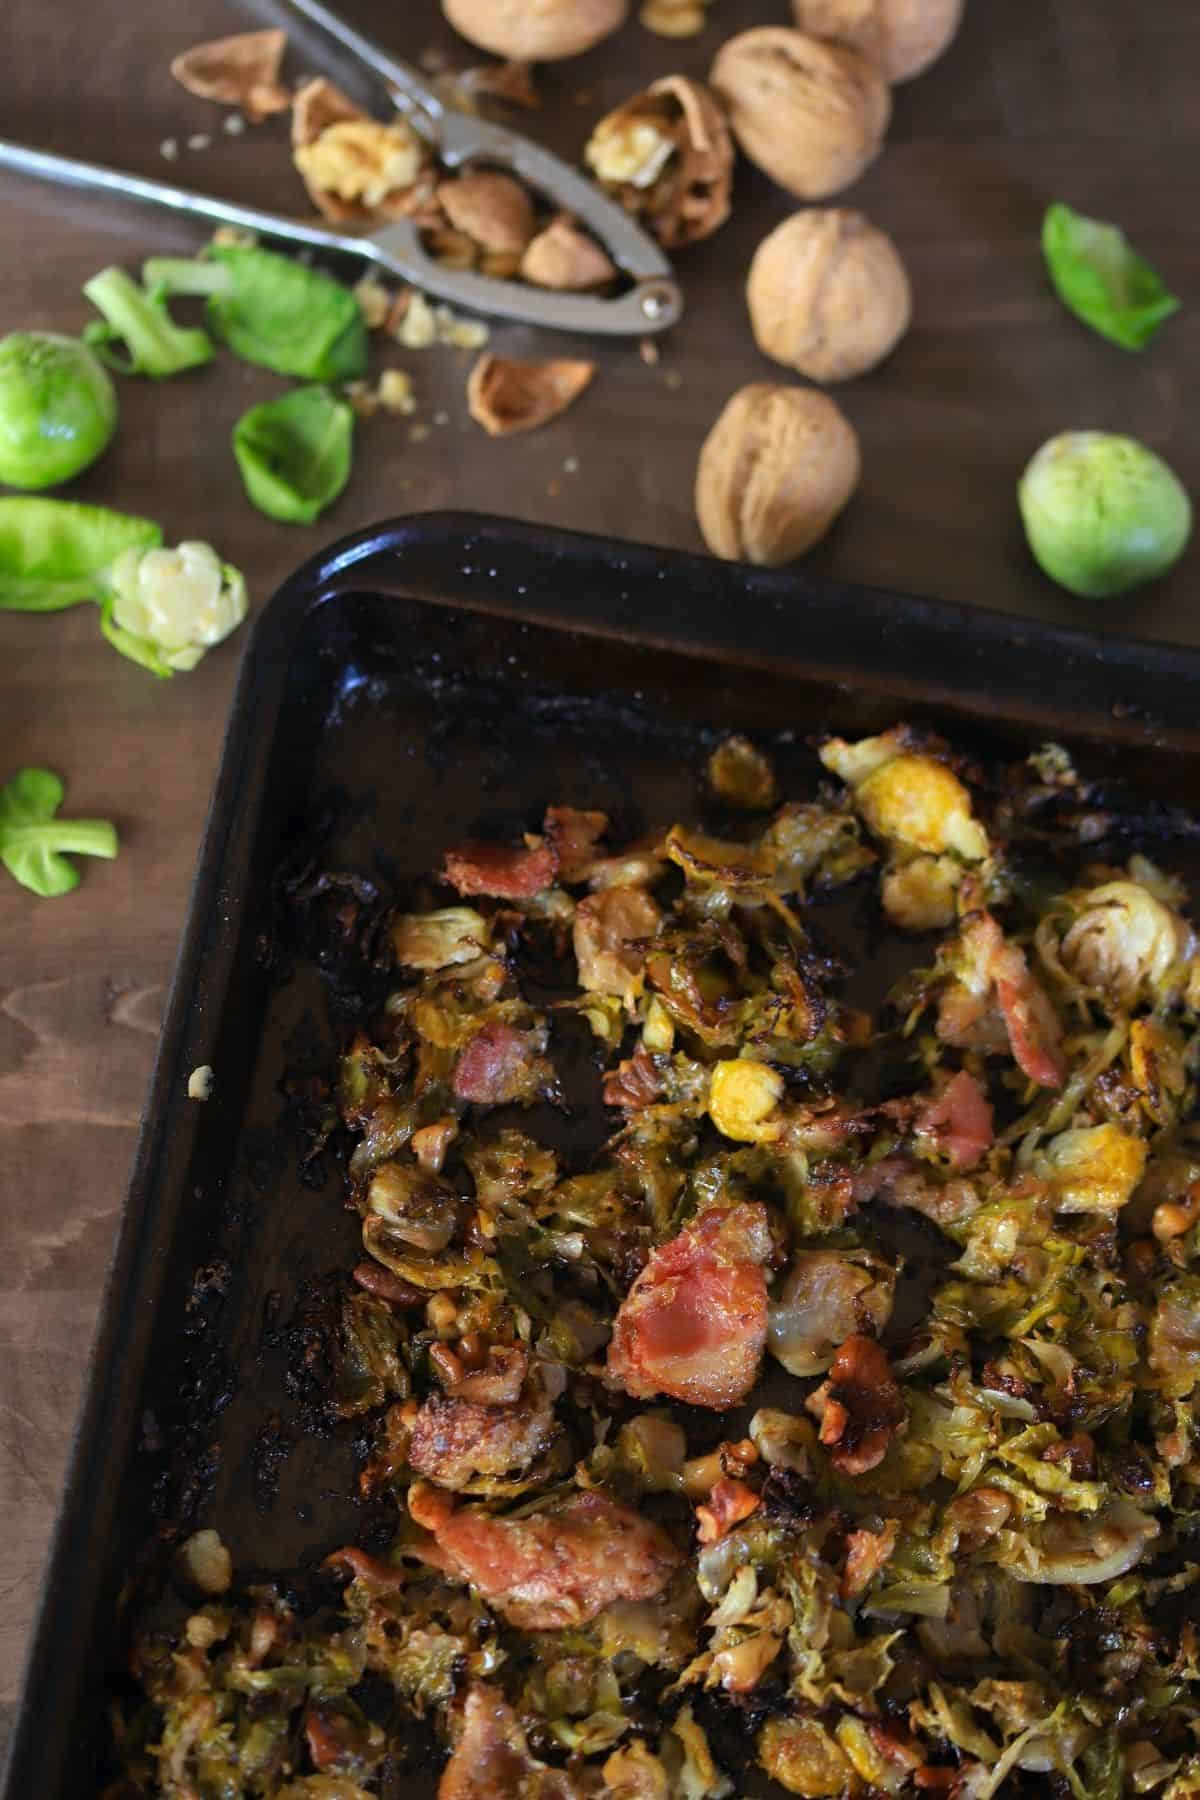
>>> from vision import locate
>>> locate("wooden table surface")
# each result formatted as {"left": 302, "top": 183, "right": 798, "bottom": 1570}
{"left": 1, "top": 0, "right": 1196, "bottom": 1758}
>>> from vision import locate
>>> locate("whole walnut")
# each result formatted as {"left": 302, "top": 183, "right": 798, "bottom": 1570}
{"left": 747, "top": 209, "right": 911, "bottom": 382}
{"left": 442, "top": 0, "right": 628, "bottom": 62}
{"left": 790, "top": 0, "right": 964, "bottom": 83}
{"left": 584, "top": 75, "right": 733, "bottom": 249}
{"left": 695, "top": 384, "right": 860, "bottom": 566}
{"left": 710, "top": 28, "right": 889, "bottom": 200}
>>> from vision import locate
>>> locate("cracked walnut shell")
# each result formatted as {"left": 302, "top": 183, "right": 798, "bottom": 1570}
{"left": 292, "top": 79, "right": 435, "bottom": 224}
{"left": 170, "top": 28, "right": 291, "bottom": 122}
{"left": 790, "top": 0, "right": 964, "bottom": 83}
{"left": 442, "top": 0, "right": 628, "bottom": 62}
{"left": 695, "top": 383, "right": 861, "bottom": 566}
{"left": 747, "top": 209, "right": 911, "bottom": 382}
{"left": 467, "top": 354, "right": 595, "bottom": 436}
{"left": 710, "top": 28, "right": 889, "bottom": 200}
{"left": 584, "top": 75, "right": 733, "bottom": 248}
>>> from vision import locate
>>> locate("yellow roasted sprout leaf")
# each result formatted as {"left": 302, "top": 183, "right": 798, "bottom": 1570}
{"left": 855, "top": 754, "right": 988, "bottom": 861}
{"left": 393, "top": 905, "right": 491, "bottom": 969}
{"left": 1040, "top": 1122, "right": 1147, "bottom": 1214}
{"left": 708, "top": 1056, "right": 783, "bottom": 1142}
{"left": 758, "top": 1715, "right": 858, "bottom": 1797}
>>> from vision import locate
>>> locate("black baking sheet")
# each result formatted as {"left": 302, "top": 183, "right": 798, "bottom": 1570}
{"left": 6, "top": 512, "right": 1200, "bottom": 1798}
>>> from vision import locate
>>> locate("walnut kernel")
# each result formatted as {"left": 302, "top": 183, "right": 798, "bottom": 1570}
{"left": 585, "top": 75, "right": 733, "bottom": 248}
{"left": 747, "top": 209, "right": 911, "bottom": 381}
{"left": 710, "top": 27, "right": 889, "bottom": 200}
{"left": 292, "top": 79, "right": 434, "bottom": 223}
{"left": 695, "top": 383, "right": 861, "bottom": 566}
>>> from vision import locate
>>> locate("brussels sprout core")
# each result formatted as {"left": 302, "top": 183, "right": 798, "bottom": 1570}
{"left": 106, "top": 541, "right": 248, "bottom": 673}
{"left": 1018, "top": 430, "right": 1192, "bottom": 599}
{"left": 0, "top": 331, "right": 118, "bottom": 490}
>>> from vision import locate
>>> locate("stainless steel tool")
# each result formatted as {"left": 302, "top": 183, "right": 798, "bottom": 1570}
{"left": 0, "top": 0, "right": 683, "bottom": 337}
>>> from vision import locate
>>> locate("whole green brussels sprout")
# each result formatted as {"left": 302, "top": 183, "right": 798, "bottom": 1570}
{"left": 0, "top": 331, "right": 118, "bottom": 490}
{"left": 1018, "top": 430, "right": 1191, "bottom": 599}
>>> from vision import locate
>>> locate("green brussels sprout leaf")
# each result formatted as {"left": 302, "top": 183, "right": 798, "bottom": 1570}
{"left": 0, "top": 768, "right": 118, "bottom": 898}
{"left": 146, "top": 245, "right": 368, "bottom": 382}
{"left": 1019, "top": 431, "right": 1192, "bottom": 599}
{"left": 1042, "top": 202, "right": 1179, "bottom": 352}
{"left": 0, "top": 496, "right": 162, "bottom": 611}
{"left": 0, "top": 331, "right": 118, "bottom": 490}
{"left": 82, "top": 266, "right": 214, "bottom": 378}
{"left": 233, "top": 384, "right": 354, "bottom": 525}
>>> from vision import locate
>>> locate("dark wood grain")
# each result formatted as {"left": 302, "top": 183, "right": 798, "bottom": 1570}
{"left": 1, "top": 0, "right": 1197, "bottom": 1752}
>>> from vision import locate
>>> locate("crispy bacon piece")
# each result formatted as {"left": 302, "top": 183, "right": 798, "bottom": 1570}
{"left": 914, "top": 1070, "right": 994, "bottom": 1171}
{"left": 409, "top": 1485, "right": 681, "bottom": 1630}
{"left": 325, "top": 1546, "right": 407, "bottom": 1590}
{"left": 443, "top": 840, "right": 557, "bottom": 900}
{"left": 408, "top": 1390, "right": 554, "bottom": 1491}
{"left": 573, "top": 886, "right": 662, "bottom": 1003}
{"left": 842, "top": 1520, "right": 898, "bottom": 1598}
{"left": 453, "top": 1022, "right": 549, "bottom": 1106}
{"left": 544, "top": 805, "right": 608, "bottom": 882}
{"left": 304, "top": 1699, "right": 383, "bottom": 1774}
{"left": 996, "top": 974, "right": 1066, "bottom": 1090}
{"left": 606, "top": 1203, "right": 771, "bottom": 1409}
{"left": 439, "top": 1684, "right": 583, "bottom": 1800}
{"left": 938, "top": 908, "right": 1066, "bottom": 1090}
{"left": 807, "top": 1335, "right": 905, "bottom": 1476}
{"left": 695, "top": 1477, "right": 760, "bottom": 1545}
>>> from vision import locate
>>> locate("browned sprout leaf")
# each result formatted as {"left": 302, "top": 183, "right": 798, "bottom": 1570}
{"left": 520, "top": 216, "right": 618, "bottom": 291}
{"left": 585, "top": 75, "right": 734, "bottom": 249}
{"left": 170, "top": 28, "right": 291, "bottom": 122}
{"left": 291, "top": 77, "right": 438, "bottom": 225}
{"left": 467, "top": 353, "right": 595, "bottom": 437}
{"left": 708, "top": 735, "right": 777, "bottom": 810}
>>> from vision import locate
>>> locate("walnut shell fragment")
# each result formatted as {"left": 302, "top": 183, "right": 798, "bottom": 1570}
{"left": 467, "top": 354, "right": 595, "bottom": 436}
{"left": 292, "top": 78, "right": 436, "bottom": 225}
{"left": 747, "top": 208, "right": 912, "bottom": 381}
{"left": 170, "top": 28, "right": 290, "bottom": 122}
{"left": 520, "top": 217, "right": 618, "bottom": 290}
{"left": 442, "top": 0, "right": 628, "bottom": 63}
{"left": 437, "top": 172, "right": 537, "bottom": 256}
{"left": 791, "top": 0, "right": 964, "bottom": 83}
{"left": 461, "top": 60, "right": 542, "bottom": 110}
{"left": 695, "top": 382, "right": 861, "bottom": 566}
{"left": 710, "top": 27, "right": 890, "bottom": 200}
{"left": 585, "top": 75, "right": 733, "bottom": 248}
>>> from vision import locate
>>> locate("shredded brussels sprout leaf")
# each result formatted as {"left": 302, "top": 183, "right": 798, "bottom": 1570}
{"left": 233, "top": 384, "right": 355, "bottom": 524}
{"left": 145, "top": 245, "right": 368, "bottom": 381}
{"left": 83, "top": 266, "right": 214, "bottom": 377}
{"left": 0, "top": 495, "right": 161, "bottom": 611}
{"left": 1043, "top": 201, "right": 1180, "bottom": 351}
{"left": 0, "top": 768, "right": 117, "bottom": 898}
